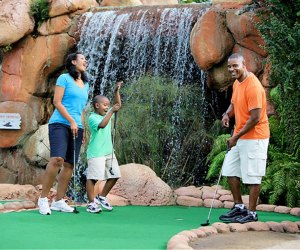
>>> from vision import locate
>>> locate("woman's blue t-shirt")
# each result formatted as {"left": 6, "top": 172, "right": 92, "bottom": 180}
{"left": 49, "top": 73, "right": 89, "bottom": 128}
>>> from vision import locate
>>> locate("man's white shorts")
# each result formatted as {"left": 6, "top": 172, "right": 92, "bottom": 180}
{"left": 222, "top": 139, "right": 269, "bottom": 184}
{"left": 87, "top": 154, "right": 121, "bottom": 180}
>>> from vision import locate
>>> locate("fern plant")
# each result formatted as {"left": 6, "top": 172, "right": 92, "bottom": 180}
{"left": 261, "top": 146, "right": 300, "bottom": 207}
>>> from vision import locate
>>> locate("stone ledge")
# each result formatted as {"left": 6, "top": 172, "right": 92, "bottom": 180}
{"left": 167, "top": 221, "right": 300, "bottom": 250}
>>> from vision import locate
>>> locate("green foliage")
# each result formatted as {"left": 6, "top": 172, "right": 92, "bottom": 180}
{"left": 30, "top": 0, "right": 50, "bottom": 26}
{"left": 257, "top": 0, "right": 300, "bottom": 159}
{"left": 261, "top": 145, "right": 300, "bottom": 207}
{"left": 254, "top": 0, "right": 300, "bottom": 206}
{"left": 114, "top": 76, "right": 213, "bottom": 187}
{"left": 0, "top": 44, "right": 12, "bottom": 53}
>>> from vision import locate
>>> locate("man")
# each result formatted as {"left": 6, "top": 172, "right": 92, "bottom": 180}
{"left": 220, "top": 53, "right": 270, "bottom": 223}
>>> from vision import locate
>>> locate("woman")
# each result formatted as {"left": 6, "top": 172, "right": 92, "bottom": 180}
{"left": 38, "top": 52, "right": 89, "bottom": 215}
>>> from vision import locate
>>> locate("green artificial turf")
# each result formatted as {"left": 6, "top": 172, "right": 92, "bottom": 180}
{"left": 0, "top": 206, "right": 299, "bottom": 249}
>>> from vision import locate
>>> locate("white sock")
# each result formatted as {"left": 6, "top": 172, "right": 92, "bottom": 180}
{"left": 249, "top": 211, "right": 257, "bottom": 217}
{"left": 235, "top": 204, "right": 245, "bottom": 209}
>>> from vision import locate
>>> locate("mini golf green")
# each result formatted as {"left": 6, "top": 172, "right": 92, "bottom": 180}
{"left": 0, "top": 206, "right": 298, "bottom": 249}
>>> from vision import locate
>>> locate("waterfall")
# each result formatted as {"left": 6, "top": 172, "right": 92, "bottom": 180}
{"left": 77, "top": 5, "right": 209, "bottom": 95}
{"left": 67, "top": 5, "right": 215, "bottom": 202}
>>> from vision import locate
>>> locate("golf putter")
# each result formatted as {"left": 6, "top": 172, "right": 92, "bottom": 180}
{"left": 201, "top": 143, "right": 230, "bottom": 226}
{"left": 109, "top": 112, "right": 117, "bottom": 176}
{"left": 72, "top": 135, "right": 79, "bottom": 214}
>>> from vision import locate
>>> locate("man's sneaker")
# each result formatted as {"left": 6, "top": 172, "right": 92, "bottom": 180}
{"left": 50, "top": 199, "right": 74, "bottom": 212}
{"left": 38, "top": 197, "right": 51, "bottom": 215}
{"left": 235, "top": 213, "right": 258, "bottom": 223}
{"left": 219, "top": 206, "right": 248, "bottom": 222}
{"left": 95, "top": 195, "right": 113, "bottom": 211}
{"left": 86, "top": 202, "right": 102, "bottom": 213}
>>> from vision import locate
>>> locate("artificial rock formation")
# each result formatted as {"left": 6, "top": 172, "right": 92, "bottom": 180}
{"left": 0, "top": 0, "right": 34, "bottom": 46}
{"left": 0, "top": 0, "right": 270, "bottom": 183}
{"left": 100, "top": 0, "right": 178, "bottom": 7}
{"left": 190, "top": 4, "right": 267, "bottom": 90}
{"left": 110, "top": 163, "right": 175, "bottom": 206}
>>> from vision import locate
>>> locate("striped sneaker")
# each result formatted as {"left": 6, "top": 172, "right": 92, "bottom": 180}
{"left": 95, "top": 195, "right": 113, "bottom": 211}
{"left": 86, "top": 202, "right": 102, "bottom": 213}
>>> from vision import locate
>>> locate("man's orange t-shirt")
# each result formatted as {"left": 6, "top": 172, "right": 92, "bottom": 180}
{"left": 231, "top": 73, "right": 270, "bottom": 139}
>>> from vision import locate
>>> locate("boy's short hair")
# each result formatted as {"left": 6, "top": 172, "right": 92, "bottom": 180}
{"left": 93, "top": 95, "right": 107, "bottom": 109}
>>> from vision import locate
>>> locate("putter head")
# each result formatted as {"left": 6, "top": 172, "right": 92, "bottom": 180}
{"left": 73, "top": 207, "right": 80, "bottom": 214}
{"left": 200, "top": 220, "right": 210, "bottom": 226}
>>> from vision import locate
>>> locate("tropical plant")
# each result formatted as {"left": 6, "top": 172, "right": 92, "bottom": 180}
{"left": 254, "top": 0, "right": 300, "bottom": 206}
{"left": 114, "top": 76, "right": 214, "bottom": 187}
{"left": 30, "top": 0, "right": 50, "bottom": 26}
{"left": 256, "top": 0, "right": 300, "bottom": 159}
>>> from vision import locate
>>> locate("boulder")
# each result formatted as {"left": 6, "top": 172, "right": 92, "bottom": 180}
{"left": 174, "top": 186, "right": 202, "bottom": 198}
{"left": 232, "top": 44, "right": 264, "bottom": 75}
{"left": 274, "top": 206, "right": 292, "bottom": 214}
{"left": 49, "top": 0, "right": 98, "bottom": 17}
{"left": 110, "top": 163, "right": 175, "bottom": 205}
{"left": 0, "top": 0, "right": 34, "bottom": 46}
{"left": 212, "top": 222, "right": 230, "bottom": 233}
{"left": 140, "top": 0, "right": 178, "bottom": 4}
{"left": 176, "top": 196, "right": 203, "bottom": 207}
{"left": 207, "top": 59, "right": 233, "bottom": 90}
{"left": 38, "top": 15, "right": 72, "bottom": 36}
{"left": 0, "top": 184, "right": 39, "bottom": 203}
{"left": 0, "top": 34, "right": 75, "bottom": 103}
{"left": 190, "top": 10, "right": 234, "bottom": 70}
{"left": 23, "top": 124, "right": 50, "bottom": 166}
{"left": 226, "top": 10, "right": 266, "bottom": 57}
{"left": 100, "top": 0, "right": 142, "bottom": 6}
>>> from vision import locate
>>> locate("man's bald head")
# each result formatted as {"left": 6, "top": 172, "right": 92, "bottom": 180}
{"left": 228, "top": 53, "right": 245, "bottom": 62}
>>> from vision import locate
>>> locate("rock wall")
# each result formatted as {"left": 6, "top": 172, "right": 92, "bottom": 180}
{"left": 0, "top": 0, "right": 271, "bottom": 184}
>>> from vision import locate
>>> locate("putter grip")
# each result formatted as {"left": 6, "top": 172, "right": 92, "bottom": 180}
{"left": 114, "top": 112, "right": 118, "bottom": 128}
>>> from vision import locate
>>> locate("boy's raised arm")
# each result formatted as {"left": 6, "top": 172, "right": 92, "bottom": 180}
{"left": 114, "top": 81, "right": 122, "bottom": 107}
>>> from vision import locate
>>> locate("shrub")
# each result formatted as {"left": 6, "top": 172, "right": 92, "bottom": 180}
{"left": 114, "top": 76, "right": 214, "bottom": 187}
{"left": 30, "top": 0, "right": 50, "bottom": 26}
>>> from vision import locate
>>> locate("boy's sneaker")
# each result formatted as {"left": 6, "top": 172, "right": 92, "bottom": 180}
{"left": 95, "top": 195, "right": 113, "bottom": 211}
{"left": 38, "top": 197, "right": 51, "bottom": 215}
{"left": 50, "top": 199, "right": 74, "bottom": 213}
{"left": 86, "top": 202, "right": 102, "bottom": 213}
{"left": 219, "top": 206, "right": 248, "bottom": 222}
{"left": 235, "top": 212, "right": 258, "bottom": 223}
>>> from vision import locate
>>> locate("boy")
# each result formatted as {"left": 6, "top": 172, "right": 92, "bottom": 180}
{"left": 86, "top": 82, "right": 122, "bottom": 213}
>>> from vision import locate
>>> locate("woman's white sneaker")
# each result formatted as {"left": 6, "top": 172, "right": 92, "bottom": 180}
{"left": 38, "top": 197, "right": 51, "bottom": 215}
{"left": 50, "top": 199, "right": 74, "bottom": 212}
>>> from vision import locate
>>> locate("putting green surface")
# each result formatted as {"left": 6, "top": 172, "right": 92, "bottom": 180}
{"left": 0, "top": 206, "right": 299, "bottom": 249}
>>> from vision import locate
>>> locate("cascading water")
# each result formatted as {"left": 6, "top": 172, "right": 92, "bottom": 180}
{"left": 67, "top": 4, "right": 218, "bottom": 202}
